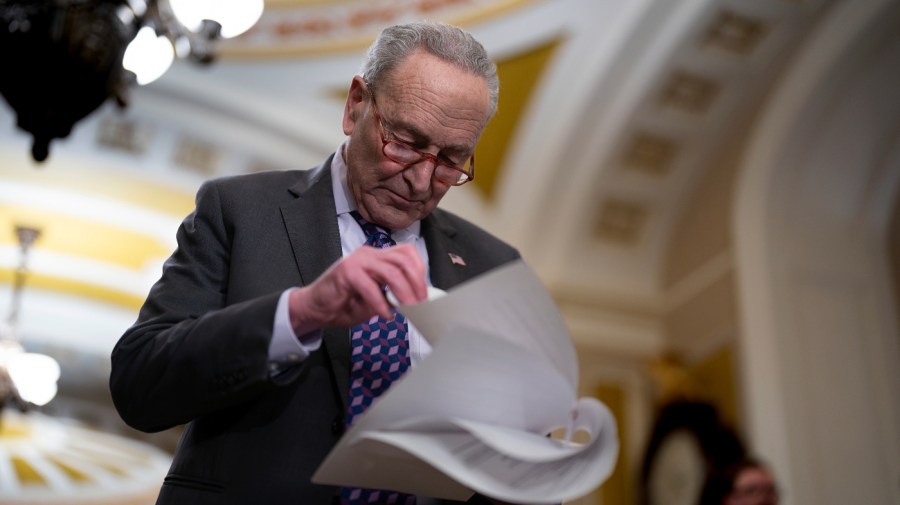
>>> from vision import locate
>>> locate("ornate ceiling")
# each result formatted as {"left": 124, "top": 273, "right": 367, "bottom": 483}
{"left": 0, "top": 0, "right": 897, "bottom": 419}
{"left": 2, "top": 1, "right": 899, "bottom": 503}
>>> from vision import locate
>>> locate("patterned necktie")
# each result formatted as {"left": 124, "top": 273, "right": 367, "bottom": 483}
{"left": 340, "top": 211, "right": 415, "bottom": 505}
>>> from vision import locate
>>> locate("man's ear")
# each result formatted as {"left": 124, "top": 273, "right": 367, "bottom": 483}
{"left": 342, "top": 76, "right": 368, "bottom": 135}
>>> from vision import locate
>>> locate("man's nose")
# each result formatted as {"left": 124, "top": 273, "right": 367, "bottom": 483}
{"left": 405, "top": 157, "right": 438, "bottom": 191}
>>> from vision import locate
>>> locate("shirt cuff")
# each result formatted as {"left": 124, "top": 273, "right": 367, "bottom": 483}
{"left": 268, "top": 288, "right": 323, "bottom": 375}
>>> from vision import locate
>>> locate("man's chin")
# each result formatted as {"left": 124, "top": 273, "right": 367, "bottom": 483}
{"left": 360, "top": 195, "right": 424, "bottom": 228}
{"left": 370, "top": 206, "right": 425, "bottom": 230}
{"left": 382, "top": 211, "right": 420, "bottom": 230}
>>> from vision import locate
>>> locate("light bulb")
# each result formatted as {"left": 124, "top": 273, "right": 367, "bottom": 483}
{"left": 170, "top": 0, "right": 264, "bottom": 39}
{"left": 123, "top": 26, "right": 175, "bottom": 85}
{"left": 6, "top": 352, "right": 61, "bottom": 406}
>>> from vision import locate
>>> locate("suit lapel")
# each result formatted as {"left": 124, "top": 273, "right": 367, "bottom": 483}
{"left": 279, "top": 156, "right": 352, "bottom": 410}
{"left": 422, "top": 210, "right": 470, "bottom": 291}
{"left": 280, "top": 156, "right": 342, "bottom": 287}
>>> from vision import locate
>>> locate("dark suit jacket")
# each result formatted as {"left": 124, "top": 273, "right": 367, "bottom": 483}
{"left": 109, "top": 155, "right": 520, "bottom": 505}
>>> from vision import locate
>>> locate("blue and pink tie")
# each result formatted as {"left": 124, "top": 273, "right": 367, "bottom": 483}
{"left": 340, "top": 211, "right": 415, "bottom": 505}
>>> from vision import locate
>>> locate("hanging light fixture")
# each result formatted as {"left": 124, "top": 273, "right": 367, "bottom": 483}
{"left": 123, "top": 25, "right": 176, "bottom": 86}
{"left": 168, "top": 0, "right": 265, "bottom": 40}
{"left": 0, "top": 225, "right": 61, "bottom": 411}
{"left": 122, "top": 0, "right": 264, "bottom": 85}
{"left": 0, "top": 0, "right": 265, "bottom": 162}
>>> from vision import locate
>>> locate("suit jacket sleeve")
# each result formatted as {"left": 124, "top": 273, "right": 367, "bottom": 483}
{"left": 109, "top": 175, "right": 303, "bottom": 433}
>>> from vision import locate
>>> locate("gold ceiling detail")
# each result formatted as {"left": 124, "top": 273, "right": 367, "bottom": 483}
{"left": 266, "top": 0, "right": 359, "bottom": 6}
{"left": 659, "top": 71, "right": 720, "bottom": 115}
{"left": 702, "top": 10, "right": 769, "bottom": 56}
{"left": 0, "top": 208, "right": 169, "bottom": 271}
{"left": 621, "top": 132, "right": 680, "bottom": 177}
{"left": 0, "top": 163, "right": 195, "bottom": 218}
{"left": 0, "top": 165, "right": 193, "bottom": 311}
{"left": 0, "top": 206, "right": 169, "bottom": 310}
{"left": 220, "top": 0, "right": 538, "bottom": 58}
{"left": 96, "top": 118, "right": 155, "bottom": 156}
{"left": 0, "top": 270, "right": 147, "bottom": 311}
{"left": 173, "top": 138, "right": 222, "bottom": 176}
{"left": 593, "top": 199, "right": 648, "bottom": 245}
{"left": 473, "top": 38, "right": 561, "bottom": 200}
{"left": 0, "top": 411, "right": 170, "bottom": 503}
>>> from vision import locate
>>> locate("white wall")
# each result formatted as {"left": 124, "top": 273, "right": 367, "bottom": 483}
{"left": 734, "top": 0, "right": 900, "bottom": 503}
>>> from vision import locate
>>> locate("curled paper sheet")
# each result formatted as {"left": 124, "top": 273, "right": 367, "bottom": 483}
{"left": 386, "top": 285, "right": 448, "bottom": 307}
{"left": 313, "top": 261, "right": 619, "bottom": 503}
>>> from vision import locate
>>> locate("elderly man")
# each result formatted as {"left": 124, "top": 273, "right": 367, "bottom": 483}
{"left": 110, "top": 21, "right": 520, "bottom": 505}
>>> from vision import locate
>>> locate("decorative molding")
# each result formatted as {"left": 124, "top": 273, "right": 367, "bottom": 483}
{"left": 95, "top": 117, "right": 154, "bottom": 155}
{"left": 0, "top": 411, "right": 170, "bottom": 502}
{"left": 621, "top": 132, "right": 680, "bottom": 177}
{"left": 659, "top": 71, "right": 720, "bottom": 115}
{"left": 550, "top": 283, "right": 665, "bottom": 359}
{"left": 702, "top": 9, "right": 769, "bottom": 56}
{"left": 562, "top": 302, "right": 664, "bottom": 356}
{"left": 173, "top": 137, "right": 222, "bottom": 176}
{"left": 594, "top": 198, "right": 649, "bottom": 245}
{"left": 220, "top": 0, "right": 537, "bottom": 58}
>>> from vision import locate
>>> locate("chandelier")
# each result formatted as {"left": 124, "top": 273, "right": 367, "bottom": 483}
{"left": 0, "top": 0, "right": 264, "bottom": 162}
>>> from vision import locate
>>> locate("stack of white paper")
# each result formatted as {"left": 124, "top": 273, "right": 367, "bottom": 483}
{"left": 313, "top": 261, "right": 619, "bottom": 504}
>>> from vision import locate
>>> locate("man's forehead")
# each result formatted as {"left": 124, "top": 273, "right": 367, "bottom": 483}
{"left": 385, "top": 51, "right": 481, "bottom": 91}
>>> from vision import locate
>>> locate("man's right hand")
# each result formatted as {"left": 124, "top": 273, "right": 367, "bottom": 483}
{"left": 287, "top": 243, "right": 427, "bottom": 334}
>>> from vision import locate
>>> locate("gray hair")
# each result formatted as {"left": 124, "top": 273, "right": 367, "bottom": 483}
{"left": 360, "top": 21, "right": 499, "bottom": 117}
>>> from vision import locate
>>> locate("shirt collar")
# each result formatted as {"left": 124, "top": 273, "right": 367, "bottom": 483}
{"left": 331, "top": 140, "right": 421, "bottom": 242}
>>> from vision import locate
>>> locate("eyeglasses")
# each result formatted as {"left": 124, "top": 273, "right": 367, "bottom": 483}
{"left": 368, "top": 91, "right": 475, "bottom": 186}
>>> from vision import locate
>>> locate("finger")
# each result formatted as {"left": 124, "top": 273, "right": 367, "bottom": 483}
{"left": 376, "top": 244, "right": 427, "bottom": 304}
{"left": 346, "top": 265, "right": 395, "bottom": 320}
{"left": 333, "top": 245, "right": 425, "bottom": 320}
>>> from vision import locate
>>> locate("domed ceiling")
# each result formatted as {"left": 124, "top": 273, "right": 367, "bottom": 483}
{"left": 2, "top": 1, "right": 899, "bottom": 504}
{"left": 0, "top": 0, "right": 896, "bottom": 445}
{"left": 0, "top": 0, "right": 856, "bottom": 352}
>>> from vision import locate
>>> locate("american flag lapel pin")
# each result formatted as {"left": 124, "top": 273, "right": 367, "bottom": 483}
{"left": 448, "top": 252, "right": 466, "bottom": 266}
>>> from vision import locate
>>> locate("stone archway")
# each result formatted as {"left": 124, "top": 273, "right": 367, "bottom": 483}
{"left": 733, "top": 1, "right": 900, "bottom": 504}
